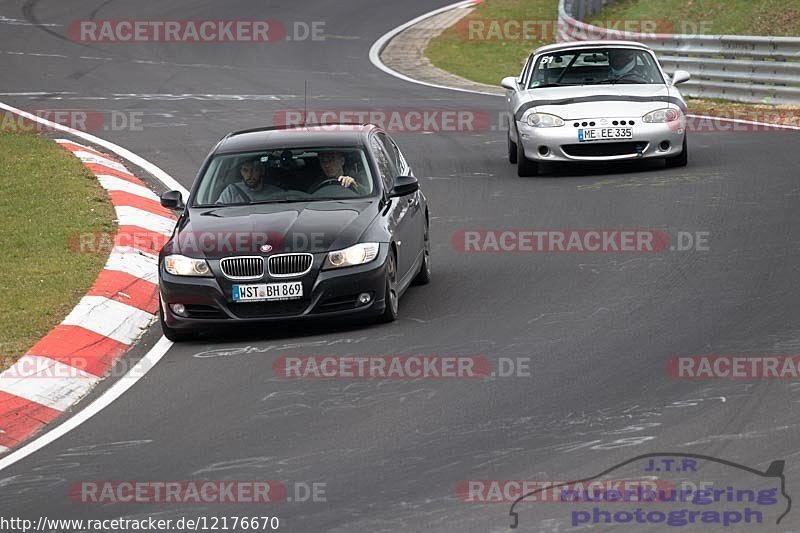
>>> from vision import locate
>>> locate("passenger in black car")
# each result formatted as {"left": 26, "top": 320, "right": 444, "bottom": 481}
{"left": 216, "top": 158, "right": 281, "bottom": 204}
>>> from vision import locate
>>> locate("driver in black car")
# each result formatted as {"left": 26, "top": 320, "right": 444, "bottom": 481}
{"left": 314, "top": 151, "right": 363, "bottom": 192}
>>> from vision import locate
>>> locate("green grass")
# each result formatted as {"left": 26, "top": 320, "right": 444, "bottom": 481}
{"left": 426, "top": 0, "right": 558, "bottom": 86}
{"left": 598, "top": 0, "right": 800, "bottom": 37}
{"left": 0, "top": 126, "right": 115, "bottom": 369}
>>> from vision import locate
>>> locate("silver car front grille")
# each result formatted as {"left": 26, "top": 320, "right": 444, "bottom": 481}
{"left": 268, "top": 253, "right": 313, "bottom": 278}
{"left": 220, "top": 256, "right": 264, "bottom": 280}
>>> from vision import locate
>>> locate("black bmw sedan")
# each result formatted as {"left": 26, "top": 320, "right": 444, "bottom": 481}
{"left": 157, "top": 124, "right": 430, "bottom": 341}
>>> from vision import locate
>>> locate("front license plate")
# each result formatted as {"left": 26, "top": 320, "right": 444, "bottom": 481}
{"left": 578, "top": 127, "right": 633, "bottom": 142}
{"left": 233, "top": 282, "right": 303, "bottom": 302}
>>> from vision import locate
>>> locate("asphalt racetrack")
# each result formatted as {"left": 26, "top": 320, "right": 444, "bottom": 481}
{"left": 1, "top": 1, "right": 800, "bottom": 531}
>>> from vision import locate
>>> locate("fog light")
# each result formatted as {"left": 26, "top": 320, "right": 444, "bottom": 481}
{"left": 538, "top": 146, "right": 550, "bottom": 156}
{"left": 169, "top": 303, "right": 187, "bottom": 317}
{"left": 357, "top": 293, "right": 372, "bottom": 306}
{"left": 659, "top": 141, "right": 671, "bottom": 151}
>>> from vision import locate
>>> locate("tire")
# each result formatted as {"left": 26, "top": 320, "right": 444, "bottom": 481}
{"left": 665, "top": 136, "right": 688, "bottom": 168}
{"left": 507, "top": 129, "right": 518, "bottom": 164}
{"left": 377, "top": 252, "right": 399, "bottom": 323}
{"left": 159, "top": 302, "right": 198, "bottom": 342}
{"left": 412, "top": 221, "right": 431, "bottom": 286}
{"left": 517, "top": 148, "right": 539, "bottom": 177}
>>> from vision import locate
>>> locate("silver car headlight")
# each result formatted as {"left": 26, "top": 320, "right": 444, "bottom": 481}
{"left": 526, "top": 113, "right": 565, "bottom": 128}
{"left": 164, "top": 254, "right": 212, "bottom": 277}
{"left": 643, "top": 108, "right": 681, "bottom": 123}
{"left": 324, "top": 243, "right": 379, "bottom": 269}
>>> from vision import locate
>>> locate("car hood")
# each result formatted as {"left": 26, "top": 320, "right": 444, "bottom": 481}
{"left": 515, "top": 84, "right": 685, "bottom": 120}
{"left": 173, "top": 200, "right": 378, "bottom": 258}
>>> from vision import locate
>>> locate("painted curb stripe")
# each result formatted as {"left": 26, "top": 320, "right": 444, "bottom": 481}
{"left": 71, "top": 150, "right": 132, "bottom": 174}
{"left": 0, "top": 104, "right": 183, "bottom": 460}
{"left": 0, "top": 356, "right": 100, "bottom": 411}
{"left": 26, "top": 325, "right": 128, "bottom": 378}
{"left": 0, "top": 391, "right": 62, "bottom": 449}
{"left": 87, "top": 270, "right": 159, "bottom": 314}
{"left": 114, "top": 225, "right": 171, "bottom": 255}
{"left": 108, "top": 190, "right": 174, "bottom": 218}
{"left": 97, "top": 175, "right": 159, "bottom": 200}
{"left": 114, "top": 206, "right": 175, "bottom": 236}
{"left": 85, "top": 163, "right": 145, "bottom": 185}
{"left": 105, "top": 247, "right": 159, "bottom": 282}
{"left": 55, "top": 140, "right": 109, "bottom": 160}
{"left": 61, "top": 296, "right": 155, "bottom": 345}
{"left": 0, "top": 137, "right": 174, "bottom": 450}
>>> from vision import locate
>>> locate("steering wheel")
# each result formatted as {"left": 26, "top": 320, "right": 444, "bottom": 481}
{"left": 615, "top": 71, "right": 650, "bottom": 83}
{"left": 309, "top": 178, "right": 343, "bottom": 194}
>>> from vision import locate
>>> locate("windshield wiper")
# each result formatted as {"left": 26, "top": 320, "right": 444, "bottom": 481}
{"left": 530, "top": 83, "right": 575, "bottom": 89}
{"left": 594, "top": 76, "right": 648, "bottom": 85}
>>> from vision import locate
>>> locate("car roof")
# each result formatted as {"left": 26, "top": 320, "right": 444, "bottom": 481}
{"left": 532, "top": 40, "right": 654, "bottom": 56}
{"left": 215, "top": 123, "right": 378, "bottom": 154}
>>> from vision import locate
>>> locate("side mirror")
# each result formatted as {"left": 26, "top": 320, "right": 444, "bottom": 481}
{"left": 160, "top": 190, "right": 185, "bottom": 210}
{"left": 389, "top": 176, "right": 419, "bottom": 198}
{"left": 501, "top": 76, "right": 519, "bottom": 91}
{"left": 671, "top": 70, "right": 691, "bottom": 85}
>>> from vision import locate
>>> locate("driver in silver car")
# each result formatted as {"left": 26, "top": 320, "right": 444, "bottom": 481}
{"left": 608, "top": 48, "right": 639, "bottom": 80}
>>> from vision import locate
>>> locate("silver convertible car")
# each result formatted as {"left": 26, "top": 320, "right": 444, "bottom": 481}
{"left": 502, "top": 40, "right": 691, "bottom": 176}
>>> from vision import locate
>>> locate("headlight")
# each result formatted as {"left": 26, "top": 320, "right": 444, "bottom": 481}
{"left": 526, "top": 113, "right": 565, "bottom": 128}
{"left": 164, "top": 254, "right": 212, "bottom": 277}
{"left": 643, "top": 108, "right": 681, "bottom": 123}
{"left": 324, "top": 243, "right": 379, "bottom": 269}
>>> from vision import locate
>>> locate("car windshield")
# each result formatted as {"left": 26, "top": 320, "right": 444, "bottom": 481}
{"left": 192, "top": 147, "right": 375, "bottom": 207}
{"left": 528, "top": 48, "right": 664, "bottom": 88}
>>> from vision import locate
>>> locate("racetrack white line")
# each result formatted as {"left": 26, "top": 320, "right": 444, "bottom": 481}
{"left": 367, "top": 0, "right": 502, "bottom": 98}
{"left": 0, "top": 100, "right": 189, "bottom": 470}
{"left": 687, "top": 114, "right": 800, "bottom": 131}
{"left": 0, "top": 101, "right": 188, "bottom": 199}
{"left": 0, "top": 337, "right": 173, "bottom": 471}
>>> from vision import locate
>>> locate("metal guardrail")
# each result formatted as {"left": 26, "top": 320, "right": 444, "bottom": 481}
{"left": 557, "top": 0, "right": 800, "bottom": 104}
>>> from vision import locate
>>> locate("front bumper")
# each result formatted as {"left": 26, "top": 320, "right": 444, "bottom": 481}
{"left": 160, "top": 245, "right": 390, "bottom": 330}
{"left": 516, "top": 118, "right": 685, "bottom": 162}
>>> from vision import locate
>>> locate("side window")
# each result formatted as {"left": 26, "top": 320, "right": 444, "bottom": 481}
{"left": 395, "top": 143, "right": 410, "bottom": 175}
{"left": 379, "top": 133, "right": 408, "bottom": 175}
{"left": 370, "top": 135, "right": 397, "bottom": 192}
{"left": 518, "top": 54, "right": 534, "bottom": 84}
